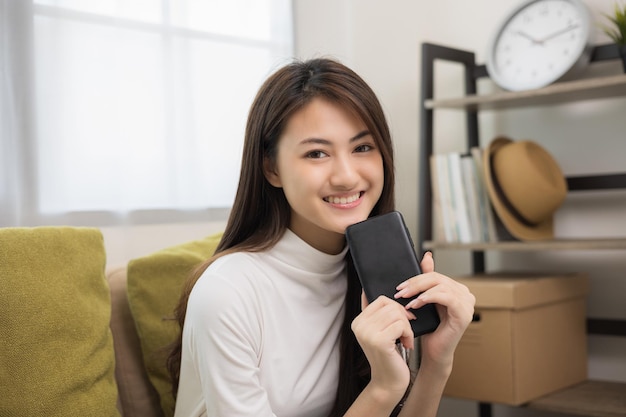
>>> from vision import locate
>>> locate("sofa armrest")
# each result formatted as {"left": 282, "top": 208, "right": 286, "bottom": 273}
{"left": 107, "top": 266, "right": 164, "bottom": 417}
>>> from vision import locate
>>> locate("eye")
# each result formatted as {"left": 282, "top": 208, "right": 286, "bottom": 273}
{"left": 354, "top": 143, "right": 374, "bottom": 153}
{"left": 305, "top": 150, "right": 329, "bottom": 159}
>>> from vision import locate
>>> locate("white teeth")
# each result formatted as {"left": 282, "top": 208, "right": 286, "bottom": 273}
{"left": 326, "top": 193, "right": 360, "bottom": 204}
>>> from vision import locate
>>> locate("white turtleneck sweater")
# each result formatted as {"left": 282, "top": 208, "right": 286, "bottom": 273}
{"left": 174, "top": 229, "right": 349, "bottom": 417}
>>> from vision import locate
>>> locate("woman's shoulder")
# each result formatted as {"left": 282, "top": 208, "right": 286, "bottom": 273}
{"left": 183, "top": 251, "right": 271, "bottom": 346}
{"left": 188, "top": 251, "right": 267, "bottom": 308}
{"left": 185, "top": 251, "right": 267, "bottom": 327}
{"left": 203, "top": 250, "right": 264, "bottom": 283}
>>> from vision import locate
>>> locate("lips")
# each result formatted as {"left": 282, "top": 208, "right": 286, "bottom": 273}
{"left": 324, "top": 192, "right": 362, "bottom": 205}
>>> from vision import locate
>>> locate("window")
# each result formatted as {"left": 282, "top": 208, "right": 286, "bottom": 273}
{"left": 0, "top": 0, "right": 293, "bottom": 226}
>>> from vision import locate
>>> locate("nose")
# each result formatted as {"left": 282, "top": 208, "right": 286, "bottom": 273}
{"left": 329, "top": 155, "right": 359, "bottom": 189}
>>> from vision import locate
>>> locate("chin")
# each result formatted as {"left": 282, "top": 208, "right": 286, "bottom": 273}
{"left": 337, "top": 214, "right": 369, "bottom": 233}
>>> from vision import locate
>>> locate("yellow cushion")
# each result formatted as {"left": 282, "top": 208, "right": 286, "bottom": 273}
{"left": 127, "top": 232, "right": 222, "bottom": 417}
{"left": 0, "top": 227, "right": 119, "bottom": 417}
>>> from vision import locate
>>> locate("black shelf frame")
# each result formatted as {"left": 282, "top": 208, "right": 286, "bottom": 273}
{"left": 418, "top": 42, "right": 626, "bottom": 417}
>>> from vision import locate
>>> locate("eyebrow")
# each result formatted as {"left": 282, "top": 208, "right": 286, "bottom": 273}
{"left": 299, "top": 130, "right": 371, "bottom": 146}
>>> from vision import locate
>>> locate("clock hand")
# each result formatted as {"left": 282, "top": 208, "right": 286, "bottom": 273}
{"left": 515, "top": 30, "right": 541, "bottom": 45}
{"left": 538, "top": 24, "right": 579, "bottom": 43}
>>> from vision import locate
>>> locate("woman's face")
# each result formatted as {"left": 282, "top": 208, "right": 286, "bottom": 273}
{"left": 264, "top": 97, "right": 384, "bottom": 254}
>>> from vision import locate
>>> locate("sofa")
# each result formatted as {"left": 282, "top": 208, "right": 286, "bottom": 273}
{"left": 0, "top": 226, "right": 222, "bottom": 417}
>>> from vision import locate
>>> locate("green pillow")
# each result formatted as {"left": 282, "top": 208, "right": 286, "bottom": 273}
{"left": 127, "top": 232, "right": 222, "bottom": 417}
{"left": 0, "top": 227, "right": 119, "bottom": 417}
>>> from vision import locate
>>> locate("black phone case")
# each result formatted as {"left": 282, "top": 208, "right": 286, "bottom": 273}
{"left": 346, "top": 211, "right": 440, "bottom": 337}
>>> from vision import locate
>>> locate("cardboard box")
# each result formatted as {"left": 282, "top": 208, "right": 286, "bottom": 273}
{"left": 443, "top": 272, "right": 589, "bottom": 405}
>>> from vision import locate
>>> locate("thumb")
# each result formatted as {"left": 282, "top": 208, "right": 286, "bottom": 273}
{"left": 361, "top": 291, "right": 369, "bottom": 311}
{"left": 420, "top": 251, "right": 435, "bottom": 274}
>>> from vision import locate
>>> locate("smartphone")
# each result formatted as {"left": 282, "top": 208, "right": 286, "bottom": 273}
{"left": 345, "top": 211, "right": 440, "bottom": 337}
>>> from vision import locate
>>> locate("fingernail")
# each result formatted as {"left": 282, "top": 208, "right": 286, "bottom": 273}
{"left": 394, "top": 288, "right": 407, "bottom": 299}
{"left": 396, "top": 281, "right": 407, "bottom": 291}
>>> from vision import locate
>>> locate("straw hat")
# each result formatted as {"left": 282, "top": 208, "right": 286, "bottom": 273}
{"left": 483, "top": 136, "right": 567, "bottom": 241}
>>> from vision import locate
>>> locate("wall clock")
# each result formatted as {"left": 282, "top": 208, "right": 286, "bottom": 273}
{"left": 486, "top": 0, "right": 594, "bottom": 91}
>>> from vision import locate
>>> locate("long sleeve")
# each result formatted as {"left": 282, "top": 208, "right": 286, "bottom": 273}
{"left": 174, "top": 230, "right": 348, "bottom": 417}
{"left": 178, "top": 267, "right": 274, "bottom": 416}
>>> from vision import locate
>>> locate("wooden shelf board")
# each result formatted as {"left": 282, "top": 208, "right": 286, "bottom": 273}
{"left": 424, "top": 74, "right": 626, "bottom": 110}
{"left": 527, "top": 380, "right": 626, "bottom": 417}
{"left": 423, "top": 238, "right": 626, "bottom": 251}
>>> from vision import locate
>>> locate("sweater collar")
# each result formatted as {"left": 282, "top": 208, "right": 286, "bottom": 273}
{"left": 270, "top": 229, "right": 348, "bottom": 277}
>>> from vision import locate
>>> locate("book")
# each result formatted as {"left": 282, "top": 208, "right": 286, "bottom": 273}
{"left": 429, "top": 154, "right": 447, "bottom": 242}
{"left": 461, "top": 154, "right": 483, "bottom": 242}
{"left": 447, "top": 152, "right": 472, "bottom": 243}
{"left": 470, "top": 147, "right": 498, "bottom": 242}
{"left": 432, "top": 153, "right": 457, "bottom": 242}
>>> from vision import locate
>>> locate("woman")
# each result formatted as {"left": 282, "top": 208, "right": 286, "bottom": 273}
{"left": 168, "top": 58, "right": 475, "bottom": 417}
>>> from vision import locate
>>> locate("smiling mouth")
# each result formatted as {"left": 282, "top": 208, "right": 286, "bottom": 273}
{"left": 324, "top": 192, "right": 363, "bottom": 205}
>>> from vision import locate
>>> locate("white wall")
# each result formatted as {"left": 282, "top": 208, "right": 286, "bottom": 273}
{"left": 294, "top": 1, "right": 626, "bottom": 416}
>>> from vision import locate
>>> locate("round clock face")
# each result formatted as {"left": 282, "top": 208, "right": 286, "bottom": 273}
{"left": 486, "top": 0, "right": 592, "bottom": 91}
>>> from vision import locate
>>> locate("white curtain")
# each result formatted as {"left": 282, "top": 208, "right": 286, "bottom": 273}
{"left": 0, "top": 0, "right": 293, "bottom": 226}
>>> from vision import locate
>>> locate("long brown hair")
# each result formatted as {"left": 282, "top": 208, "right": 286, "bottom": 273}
{"left": 167, "top": 58, "right": 396, "bottom": 416}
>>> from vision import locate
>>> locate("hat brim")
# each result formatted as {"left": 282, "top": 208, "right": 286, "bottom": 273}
{"left": 483, "top": 136, "right": 554, "bottom": 241}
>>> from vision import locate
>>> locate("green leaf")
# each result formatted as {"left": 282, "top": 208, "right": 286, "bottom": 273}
{"left": 600, "top": 1, "right": 626, "bottom": 45}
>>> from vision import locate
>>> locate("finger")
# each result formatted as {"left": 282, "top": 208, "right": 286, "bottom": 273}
{"left": 354, "top": 296, "right": 394, "bottom": 331}
{"left": 396, "top": 273, "right": 473, "bottom": 316}
{"left": 356, "top": 297, "right": 414, "bottom": 335}
{"left": 394, "top": 271, "right": 441, "bottom": 299}
{"left": 368, "top": 307, "right": 415, "bottom": 351}
{"left": 377, "top": 317, "right": 414, "bottom": 348}
{"left": 393, "top": 252, "right": 434, "bottom": 297}
{"left": 401, "top": 278, "right": 450, "bottom": 309}
{"left": 405, "top": 281, "right": 474, "bottom": 320}
{"left": 362, "top": 295, "right": 398, "bottom": 316}
{"left": 397, "top": 319, "right": 415, "bottom": 350}
{"left": 420, "top": 251, "right": 435, "bottom": 273}
{"left": 361, "top": 291, "right": 369, "bottom": 311}
{"left": 364, "top": 295, "right": 416, "bottom": 321}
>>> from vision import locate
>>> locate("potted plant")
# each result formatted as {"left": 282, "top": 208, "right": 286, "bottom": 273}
{"left": 601, "top": 1, "right": 626, "bottom": 72}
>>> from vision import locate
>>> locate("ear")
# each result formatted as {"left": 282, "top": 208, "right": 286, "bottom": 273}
{"left": 263, "top": 157, "right": 282, "bottom": 188}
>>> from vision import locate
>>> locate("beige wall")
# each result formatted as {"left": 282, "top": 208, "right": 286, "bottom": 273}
{"left": 101, "top": 220, "right": 226, "bottom": 267}
{"left": 294, "top": 1, "right": 626, "bottom": 416}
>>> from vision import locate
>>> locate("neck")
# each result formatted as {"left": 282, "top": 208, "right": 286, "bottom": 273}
{"left": 289, "top": 226, "right": 346, "bottom": 255}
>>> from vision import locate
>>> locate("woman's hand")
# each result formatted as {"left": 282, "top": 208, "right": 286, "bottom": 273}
{"left": 351, "top": 294, "right": 415, "bottom": 406}
{"left": 394, "top": 252, "right": 475, "bottom": 372}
